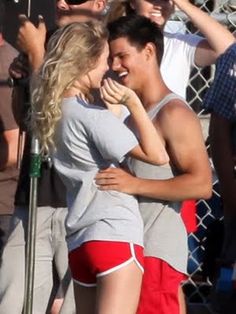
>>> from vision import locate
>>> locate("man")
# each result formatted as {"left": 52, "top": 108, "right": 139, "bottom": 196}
{"left": 0, "top": 0, "right": 18, "bottom": 255}
{"left": 95, "top": 14, "right": 212, "bottom": 313}
{"left": 128, "top": 4, "right": 235, "bottom": 304}
{"left": 0, "top": 1, "right": 108, "bottom": 314}
{"left": 203, "top": 42, "right": 236, "bottom": 314}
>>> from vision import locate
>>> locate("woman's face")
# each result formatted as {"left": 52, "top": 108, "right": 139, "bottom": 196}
{"left": 86, "top": 42, "right": 110, "bottom": 89}
{"left": 131, "top": 0, "right": 174, "bottom": 29}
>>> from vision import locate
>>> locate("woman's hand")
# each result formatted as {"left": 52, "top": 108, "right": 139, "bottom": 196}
{"left": 100, "top": 78, "right": 141, "bottom": 110}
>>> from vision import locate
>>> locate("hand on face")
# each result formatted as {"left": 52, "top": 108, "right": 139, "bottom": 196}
{"left": 170, "top": 0, "right": 190, "bottom": 9}
{"left": 100, "top": 78, "right": 139, "bottom": 109}
{"left": 56, "top": 0, "right": 107, "bottom": 26}
{"left": 133, "top": 0, "right": 174, "bottom": 29}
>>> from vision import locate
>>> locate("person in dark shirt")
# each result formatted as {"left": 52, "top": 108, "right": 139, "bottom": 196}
{"left": 0, "top": 0, "right": 18, "bottom": 256}
{"left": 203, "top": 43, "right": 236, "bottom": 314}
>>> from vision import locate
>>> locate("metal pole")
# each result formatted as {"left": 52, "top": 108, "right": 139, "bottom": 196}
{"left": 23, "top": 136, "right": 41, "bottom": 314}
{"left": 22, "top": 1, "right": 42, "bottom": 313}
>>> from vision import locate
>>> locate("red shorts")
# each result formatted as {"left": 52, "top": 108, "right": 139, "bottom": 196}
{"left": 137, "top": 257, "right": 187, "bottom": 314}
{"left": 69, "top": 241, "right": 144, "bottom": 287}
{"left": 181, "top": 200, "right": 197, "bottom": 233}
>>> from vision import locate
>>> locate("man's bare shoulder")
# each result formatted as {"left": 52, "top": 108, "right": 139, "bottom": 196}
{"left": 156, "top": 98, "right": 195, "bottom": 123}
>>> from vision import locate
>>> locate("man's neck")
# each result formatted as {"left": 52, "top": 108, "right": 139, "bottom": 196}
{"left": 136, "top": 73, "right": 171, "bottom": 111}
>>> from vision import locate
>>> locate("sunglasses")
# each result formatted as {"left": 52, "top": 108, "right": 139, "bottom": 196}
{"left": 65, "top": 0, "right": 88, "bottom": 5}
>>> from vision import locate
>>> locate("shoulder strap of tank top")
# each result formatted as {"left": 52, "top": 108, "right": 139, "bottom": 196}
{"left": 148, "top": 93, "right": 188, "bottom": 120}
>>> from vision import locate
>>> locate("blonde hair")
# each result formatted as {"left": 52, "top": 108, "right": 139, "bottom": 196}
{"left": 32, "top": 21, "right": 108, "bottom": 154}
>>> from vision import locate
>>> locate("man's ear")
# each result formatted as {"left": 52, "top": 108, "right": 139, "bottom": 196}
{"left": 144, "top": 42, "right": 156, "bottom": 61}
{"left": 94, "top": 0, "right": 107, "bottom": 12}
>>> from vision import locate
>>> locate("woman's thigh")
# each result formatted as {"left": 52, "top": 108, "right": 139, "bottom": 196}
{"left": 96, "top": 260, "right": 143, "bottom": 314}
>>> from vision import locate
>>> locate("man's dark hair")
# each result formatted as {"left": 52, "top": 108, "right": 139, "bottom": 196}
{"left": 107, "top": 15, "right": 164, "bottom": 65}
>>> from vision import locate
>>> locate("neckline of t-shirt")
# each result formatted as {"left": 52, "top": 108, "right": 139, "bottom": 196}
{"left": 63, "top": 95, "right": 89, "bottom": 105}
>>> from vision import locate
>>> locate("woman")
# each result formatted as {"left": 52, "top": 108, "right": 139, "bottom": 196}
{"left": 32, "top": 21, "right": 168, "bottom": 314}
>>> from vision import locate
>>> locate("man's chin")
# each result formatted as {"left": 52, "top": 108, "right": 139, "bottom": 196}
{"left": 55, "top": 16, "right": 65, "bottom": 27}
{"left": 55, "top": 12, "right": 73, "bottom": 27}
{"left": 120, "top": 77, "right": 130, "bottom": 88}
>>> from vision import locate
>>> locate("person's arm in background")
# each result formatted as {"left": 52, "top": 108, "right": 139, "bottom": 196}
{"left": 0, "top": 81, "right": 19, "bottom": 170}
{"left": 209, "top": 113, "right": 236, "bottom": 213}
{"left": 0, "top": 129, "right": 19, "bottom": 171}
{"left": 172, "top": 0, "right": 235, "bottom": 66}
{"left": 6, "top": 16, "right": 46, "bottom": 137}
{"left": 17, "top": 15, "right": 47, "bottom": 73}
{"left": 4, "top": 15, "right": 47, "bottom": 169}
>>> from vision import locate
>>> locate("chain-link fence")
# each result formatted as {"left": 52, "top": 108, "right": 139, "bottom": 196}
{"left": 170, "top": 1, "right": 236, "bottom": 313}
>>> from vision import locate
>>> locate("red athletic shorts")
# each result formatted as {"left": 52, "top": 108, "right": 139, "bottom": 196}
{"left": 137, "top": 257, "right": 187, "bottom": 314}
{"left": 69, "top": 241, "right": 144, "bottom": 287}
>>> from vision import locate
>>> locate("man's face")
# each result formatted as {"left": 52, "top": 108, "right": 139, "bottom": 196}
{"left": 131, "top": 0, "right": 174, "bottom": 29}
{"left": 56, "top": 0, "right": 106, "bottom": 27}
{"left": 109, "top": 37, "right": 150, "bottom": 93}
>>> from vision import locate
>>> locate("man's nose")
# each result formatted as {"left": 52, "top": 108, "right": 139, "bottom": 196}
{"left": 111, "top": 58, "right": 121, "bottom": 72}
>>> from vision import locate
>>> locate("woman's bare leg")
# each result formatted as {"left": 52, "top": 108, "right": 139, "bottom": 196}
{"left": 96, "top": 261, "right": 143, "bottom": 314}
{"left": 73, "top": 282, "right": 96, "bottom": 314}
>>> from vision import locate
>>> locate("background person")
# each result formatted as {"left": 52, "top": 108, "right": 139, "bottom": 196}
{"left": 203, "top": 42, "right": 236, "bottom": 314}
{"left": 127, "top": 0, "right": 235, "bottom": 98}
{"left": 0, "top": 0, "right": 19, "bottom": 256}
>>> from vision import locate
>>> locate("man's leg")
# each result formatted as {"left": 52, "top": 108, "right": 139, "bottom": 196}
{"left": 0, "top": 207, "right": 28, "bottom": 314}
{"left": 210, "top": 214, "right": 236, "bottom": 314}
{"left": 0, "top": 214, "right": 12, "bottom": 256}
{"left": 137, "top": 257, "right": 186, "bottom": 314}
{"left": 0, "top": 206, "right": 58, "bottom": 314}
{"left": 31, "top": 206, "right": 57, "bottom": 314}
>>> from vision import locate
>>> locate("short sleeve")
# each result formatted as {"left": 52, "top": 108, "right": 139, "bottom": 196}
{"left": 177, "top": 33, "right": 203, "bottom": 68}
{"left": 88, "top": 109, "right": 138, "bottom": 163}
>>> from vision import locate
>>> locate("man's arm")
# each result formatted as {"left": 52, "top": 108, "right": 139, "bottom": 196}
{"left": 0, "top": 129, "right": 19, "bottom": 171}
{"left": 173, "top": 0, "right": 235, "bottom": 67}
{"left": 96, "top": 101, "right": 212, "bottom": 201}
{"left": 17, "top": 15, "right": 46, "bottom": 72}
{"left": 209, "top": 113, "right": 236, "bottom": 211}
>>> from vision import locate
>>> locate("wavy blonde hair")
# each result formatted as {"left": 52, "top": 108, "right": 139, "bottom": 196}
{"left": 32, "top": 21, "right": 108, "bottom": 154}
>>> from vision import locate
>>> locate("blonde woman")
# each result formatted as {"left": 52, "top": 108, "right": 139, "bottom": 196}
{"left": 32, "top": 21, "right": 168, "bottom": 314}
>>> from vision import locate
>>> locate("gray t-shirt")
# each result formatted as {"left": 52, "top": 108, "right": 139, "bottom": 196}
{"left": 53, "top": 96, "right": 144, "bottom": 252}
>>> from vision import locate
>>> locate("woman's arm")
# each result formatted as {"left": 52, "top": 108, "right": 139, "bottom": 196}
{"left": 100, "top": 78, "right": 169, "bottom": 165}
